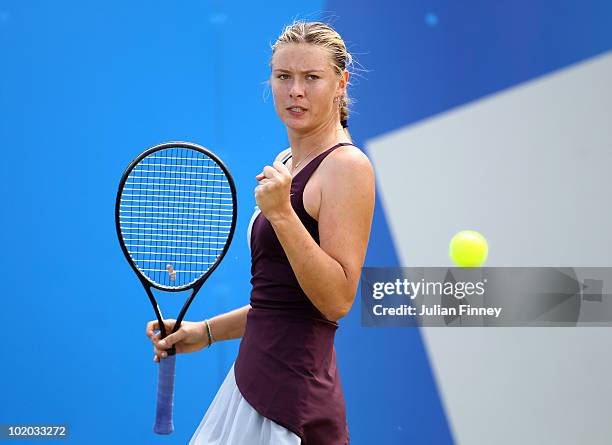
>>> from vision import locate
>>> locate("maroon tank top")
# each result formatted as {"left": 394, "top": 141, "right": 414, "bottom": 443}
{"left": 234, "top": 143, "right": 353, "bottom": 445}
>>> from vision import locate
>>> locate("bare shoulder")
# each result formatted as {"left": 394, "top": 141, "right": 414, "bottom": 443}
{"left": 320, "top": 144, "right": 374, "bottom": 181}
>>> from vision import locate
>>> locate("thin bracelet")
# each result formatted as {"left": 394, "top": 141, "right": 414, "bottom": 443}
{"left": 204, "top": 319, "right": 215, "bottom": 348}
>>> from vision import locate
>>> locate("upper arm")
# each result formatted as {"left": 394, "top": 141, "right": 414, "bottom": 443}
{"left": 317, "top": 148, "right": 375, "bottom": 295}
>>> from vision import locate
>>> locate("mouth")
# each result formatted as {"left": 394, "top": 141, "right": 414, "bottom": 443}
{"left": 287, "top": 106, "right": 307, "bottom": 117}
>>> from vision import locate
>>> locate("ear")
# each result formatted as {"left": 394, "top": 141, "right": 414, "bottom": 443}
{"left": 336, "top": 69, "right": 350, "bottom": 97}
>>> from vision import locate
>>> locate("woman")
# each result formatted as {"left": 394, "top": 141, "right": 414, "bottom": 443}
{"left": 146, "top": 21, "right": 374, "bottom": 445}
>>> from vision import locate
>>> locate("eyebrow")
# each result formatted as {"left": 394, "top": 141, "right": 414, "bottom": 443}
{"left": 273, "top": 69, "right": 325, "bottom": 73}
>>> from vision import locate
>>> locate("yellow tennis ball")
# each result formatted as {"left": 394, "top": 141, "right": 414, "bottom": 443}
{"left": 449, "top": 230, "right": 488, "bottom": 267}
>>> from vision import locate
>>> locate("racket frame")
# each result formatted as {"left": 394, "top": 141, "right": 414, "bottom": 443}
{"left": 115, "top": 141, "right": 237, "bottom": 346}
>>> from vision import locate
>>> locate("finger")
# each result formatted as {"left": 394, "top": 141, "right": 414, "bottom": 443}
{"left": 273, "top": 160, "right": 291, "bottom": 175}
{"left": 146, "top": 320, "right": 158, "bottom": 338}
{"left": 257, "top": 178, "right": 271, "bottom": 186}
{"left": 157, "top": 329, "right": 186, "bottom": 350}
{"left": 263, "top": 165, "right": 284, "bottom": 181}
{"left": 147, "top": 320, "right": 172, "bottom": 338}
{"left": 270, "top": 162, "right": 291, "bottom": 185}
{"left": 258, "top": 167, "right": 274, "bottom": 179}
{"left": 156, "top": 319, "right": 176, "bottom": 337}
{"left": 153, "top": 345, "right": 167, "bottom": 359}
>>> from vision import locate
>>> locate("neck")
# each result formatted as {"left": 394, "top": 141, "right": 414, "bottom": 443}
{"left": 287, "top": 119, "right": 349, "bottom": 164}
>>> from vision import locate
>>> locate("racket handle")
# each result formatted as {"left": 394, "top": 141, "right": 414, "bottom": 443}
{"left": 154, "top": 354, "right": 176, "bottom": 434}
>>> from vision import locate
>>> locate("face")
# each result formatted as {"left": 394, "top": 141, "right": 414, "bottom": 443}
{"left": 270, "top": 43, "right": 346, "bottom": 132}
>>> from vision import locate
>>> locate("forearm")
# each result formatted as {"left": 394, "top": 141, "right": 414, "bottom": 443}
{"left": 270, "top": 210, "right": 353, "bottom": 321}
{"left": 207, "top": 304, "right": 251, "bottom": 343}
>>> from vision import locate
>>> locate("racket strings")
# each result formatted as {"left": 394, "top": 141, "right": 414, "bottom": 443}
{"left": 119, "top": 147, "right": 234, "bottom": 288}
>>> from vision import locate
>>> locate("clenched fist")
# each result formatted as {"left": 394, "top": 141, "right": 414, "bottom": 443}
{"left": 254, "top": 161, "right": 293, "bottom": 223}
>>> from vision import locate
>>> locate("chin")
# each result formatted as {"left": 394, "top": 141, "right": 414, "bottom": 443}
{"left": 285, "top": 120, "right": 310, "bottom": 132}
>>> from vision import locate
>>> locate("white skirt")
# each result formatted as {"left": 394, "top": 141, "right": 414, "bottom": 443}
{"left": 189, "top": 363, "right": 302, "bottom": 445}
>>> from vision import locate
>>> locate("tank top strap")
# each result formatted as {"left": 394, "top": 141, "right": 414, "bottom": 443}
{"left": 290, "top": 142, "right": 354, "bottom": 190}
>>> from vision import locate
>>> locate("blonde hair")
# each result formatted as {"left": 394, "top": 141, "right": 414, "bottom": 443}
{"left": 271, "top": 21, "right": 353, "bottom": 138}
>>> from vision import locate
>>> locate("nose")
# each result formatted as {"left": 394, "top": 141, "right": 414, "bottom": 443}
{"left": 289, "top": 79, "right": 304, "bottom": 99}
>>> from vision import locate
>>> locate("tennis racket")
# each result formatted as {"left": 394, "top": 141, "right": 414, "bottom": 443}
{"left": 115, "top": 141, "right": 237, "bottom": 434}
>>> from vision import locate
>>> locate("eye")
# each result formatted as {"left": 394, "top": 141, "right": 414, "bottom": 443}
{"left": 277, "top": 74, "right": 289, "bottom": 80}
{"left": 307, "top": 74, "right": 319, "bottom": 80}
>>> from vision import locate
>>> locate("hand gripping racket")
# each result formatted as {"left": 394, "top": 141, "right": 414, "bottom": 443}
{"left": 115, "top": 141, "right": 237, "bottom": 434}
